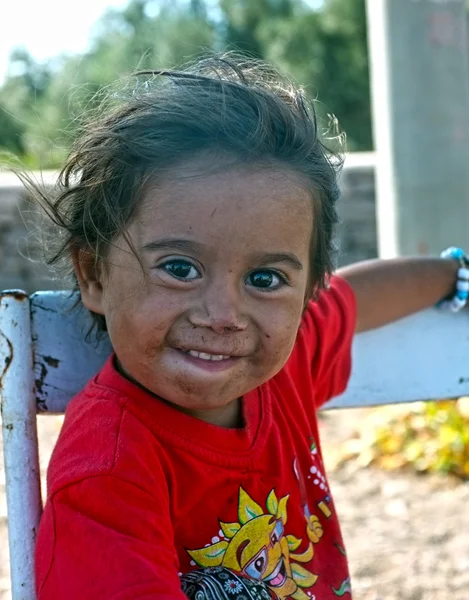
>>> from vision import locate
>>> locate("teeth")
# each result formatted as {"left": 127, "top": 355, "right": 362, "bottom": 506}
{"left": 187, "top": 350, "right": 230, "bottom": 361}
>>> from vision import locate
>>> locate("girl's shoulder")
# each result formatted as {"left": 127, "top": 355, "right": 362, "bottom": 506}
{"left": 47, "top": 379, "right": 167, "bottom": 499}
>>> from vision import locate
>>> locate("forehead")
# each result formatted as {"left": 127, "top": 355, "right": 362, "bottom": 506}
{"left": 132, "top": 162, "right": 314, "bottom": 255}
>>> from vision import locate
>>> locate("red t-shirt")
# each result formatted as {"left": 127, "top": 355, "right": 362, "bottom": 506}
{"left": 35, "top": 276, "right": 356, "bottom": 600}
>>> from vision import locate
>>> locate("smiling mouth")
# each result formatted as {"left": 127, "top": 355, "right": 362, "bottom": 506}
{"left": 185, "top": 350, "right": 231, "bottom": 361}
{"left": 264, "top": 558, "right": 287, "bottom": 588}
{"left": 173, "top": 348, "right": 241, "bottom": 372}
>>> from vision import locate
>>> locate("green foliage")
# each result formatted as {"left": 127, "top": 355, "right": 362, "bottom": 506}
{"left": 0, "top": 106, "right": 26, "bottom": 155}
{"left": 219, "top": 0, "right": 297, "bottom": 57}
{"left": 0, "top": 0, "right": 372, "bottom": 167}
{"left": 259, "top": 0, "right": 371, "bottom": 150}
{"left": 337, "top": 399, "right": 469, "bottom": 480}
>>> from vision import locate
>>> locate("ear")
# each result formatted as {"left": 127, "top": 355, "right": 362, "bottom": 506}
{"left": 70, "top": 245, "right": 105, "bottom": 315}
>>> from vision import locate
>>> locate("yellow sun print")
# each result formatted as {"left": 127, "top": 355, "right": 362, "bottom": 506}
{"left": 187, "top": 487, "right": 320, "bottom": 600}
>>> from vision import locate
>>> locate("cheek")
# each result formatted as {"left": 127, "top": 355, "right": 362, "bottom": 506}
{"left": 102, "top": 285, "right": 168, "bottom": 350}
{"left": 261, "top": 307, "right": 302, "bottom": 366}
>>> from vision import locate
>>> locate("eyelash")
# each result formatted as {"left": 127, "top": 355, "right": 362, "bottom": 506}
{"left": 158, "top": 259, "right": 289, "bottom": 291}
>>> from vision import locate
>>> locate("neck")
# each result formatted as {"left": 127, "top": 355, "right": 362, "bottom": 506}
{"left": 181, "top": 397, "right": 244, "bottom": 429}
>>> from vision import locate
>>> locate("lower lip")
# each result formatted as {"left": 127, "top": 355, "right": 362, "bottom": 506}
{"left": 174, "top": 349, "right": 240, "bottom": 372}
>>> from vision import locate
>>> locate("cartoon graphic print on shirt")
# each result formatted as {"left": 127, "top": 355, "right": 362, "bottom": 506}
{"left": 300, "top": 444, "right": 352, "bottom": 598}
{"left": 293, "top": 456, "right": 350, "bottom": 598}
{"left": 187, "top": 486, "right": 319, "bottom": 600}
{"left": 187, "top": 455, "right": 351, "bottom": 600}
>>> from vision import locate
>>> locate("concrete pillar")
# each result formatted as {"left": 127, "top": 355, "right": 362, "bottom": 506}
{"left": 366, "top": 0, "right": 469, "bottom": 257}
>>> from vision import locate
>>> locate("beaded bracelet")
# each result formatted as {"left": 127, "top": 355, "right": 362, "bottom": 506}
{"left": 439, "top": 247, "right": 469, "bottom": 312}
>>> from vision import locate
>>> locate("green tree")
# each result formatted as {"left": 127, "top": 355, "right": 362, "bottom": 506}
{"left": 219, "top": 0, "right": 297, "bottom": 56}
{"left": 317, "top": 0, "right": 371, "bottom": 149}
{"left": 0, "top": 105, "right": 26, "bottom": 155}
{"left": 258, "top": 0, "right": 371, "bottom": 150}
{"left": 0, "top": 50, "right": 56, "bottom": 164}
{"left": 0, "top": 0, "right": 374, "bottom": 166}
{"left": 1, "top": 0, "right": 217, "bottom": 167}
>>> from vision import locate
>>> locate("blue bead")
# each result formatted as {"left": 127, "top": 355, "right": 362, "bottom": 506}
{"left": 441, "top": 247, "right": 465, "bottom": 260}
{"left": 457, "top": 290, "right": 469, "bottom": 299}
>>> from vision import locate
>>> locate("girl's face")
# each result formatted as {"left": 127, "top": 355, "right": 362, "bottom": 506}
{"left": 76, "top": 162, "right": 314, "bottom": 427}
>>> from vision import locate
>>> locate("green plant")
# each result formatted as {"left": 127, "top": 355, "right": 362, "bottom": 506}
{"left": 337, "top": 399, "right": 469, "bottom": 479}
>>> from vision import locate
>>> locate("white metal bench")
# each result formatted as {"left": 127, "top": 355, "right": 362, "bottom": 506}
{"left": 1, "top": 289, "right": 469, "bottom": 600}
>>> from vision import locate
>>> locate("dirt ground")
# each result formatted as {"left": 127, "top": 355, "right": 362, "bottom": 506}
{"left": 1, "top": 408, "right": 468, "bottom": 600}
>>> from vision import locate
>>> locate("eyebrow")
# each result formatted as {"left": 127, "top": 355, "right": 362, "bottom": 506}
{"left": 141, "top": 238, "right": 206, "bottom": 254}
{"left": 141, "top": 239, "right": 303, "bottom": 270}
{"left": 254, "top": 252, "right": 304, "bottom": 271}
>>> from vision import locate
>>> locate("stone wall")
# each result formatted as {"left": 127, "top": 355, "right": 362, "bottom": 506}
{"left": 0, "top": 172, "right": 61, "bottom": 292}
{"left": 0, "top": 154, "right": 378, "bottom": 293}
{"left": 336, "top": 152, "right": 377, "bottom": 266}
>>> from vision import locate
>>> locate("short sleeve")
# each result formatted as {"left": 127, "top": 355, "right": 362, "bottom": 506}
{"left": 36, "top": 474, "right": 187, "bottom": 600}
{"left": 291, "top": 276, "right": 357, "bottom": 408}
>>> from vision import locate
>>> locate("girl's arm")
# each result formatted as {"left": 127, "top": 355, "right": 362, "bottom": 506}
{"left": 36, "top": 474, "right": 187, "bottom": 599}
{"left": 337, "top": 257, "right": 459, "bottom": 333}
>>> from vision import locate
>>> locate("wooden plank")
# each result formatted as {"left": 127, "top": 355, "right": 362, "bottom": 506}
{"left": 327, "top": 307, "right": 469, "bottom": 409}
{"left": 31, "top": 292, "right": 112, "bottom": 414}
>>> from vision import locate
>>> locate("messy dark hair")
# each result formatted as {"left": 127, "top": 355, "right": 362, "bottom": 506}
{"left": 25, "top": 54, "right": 344, "bottom": 332}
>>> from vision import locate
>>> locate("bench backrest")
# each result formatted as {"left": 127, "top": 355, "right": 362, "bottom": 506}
{"left": 2, "top": 289, "right": 469, "bottom": 599}
{"left": 29, "top": 291, "right": 469, "bottom": 412}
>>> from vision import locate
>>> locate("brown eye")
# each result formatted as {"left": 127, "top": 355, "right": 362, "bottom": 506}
{"left": 161, "top": 259, "right": 200, "bottom": 280}
{"left": 246, "top": 270, "right": 284, "bottom": 290}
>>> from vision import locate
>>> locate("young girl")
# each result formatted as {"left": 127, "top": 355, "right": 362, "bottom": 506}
{"left": 33, "top": 56, "right": 461, "bottom": 599}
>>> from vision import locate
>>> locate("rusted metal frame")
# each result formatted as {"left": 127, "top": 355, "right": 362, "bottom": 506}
{"left": 0, "top": 291, "right": 41, "bottom": 600}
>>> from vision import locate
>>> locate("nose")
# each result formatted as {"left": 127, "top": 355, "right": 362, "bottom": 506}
{"left": 188, "top": 280, "right": 249, "bottom": 334}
